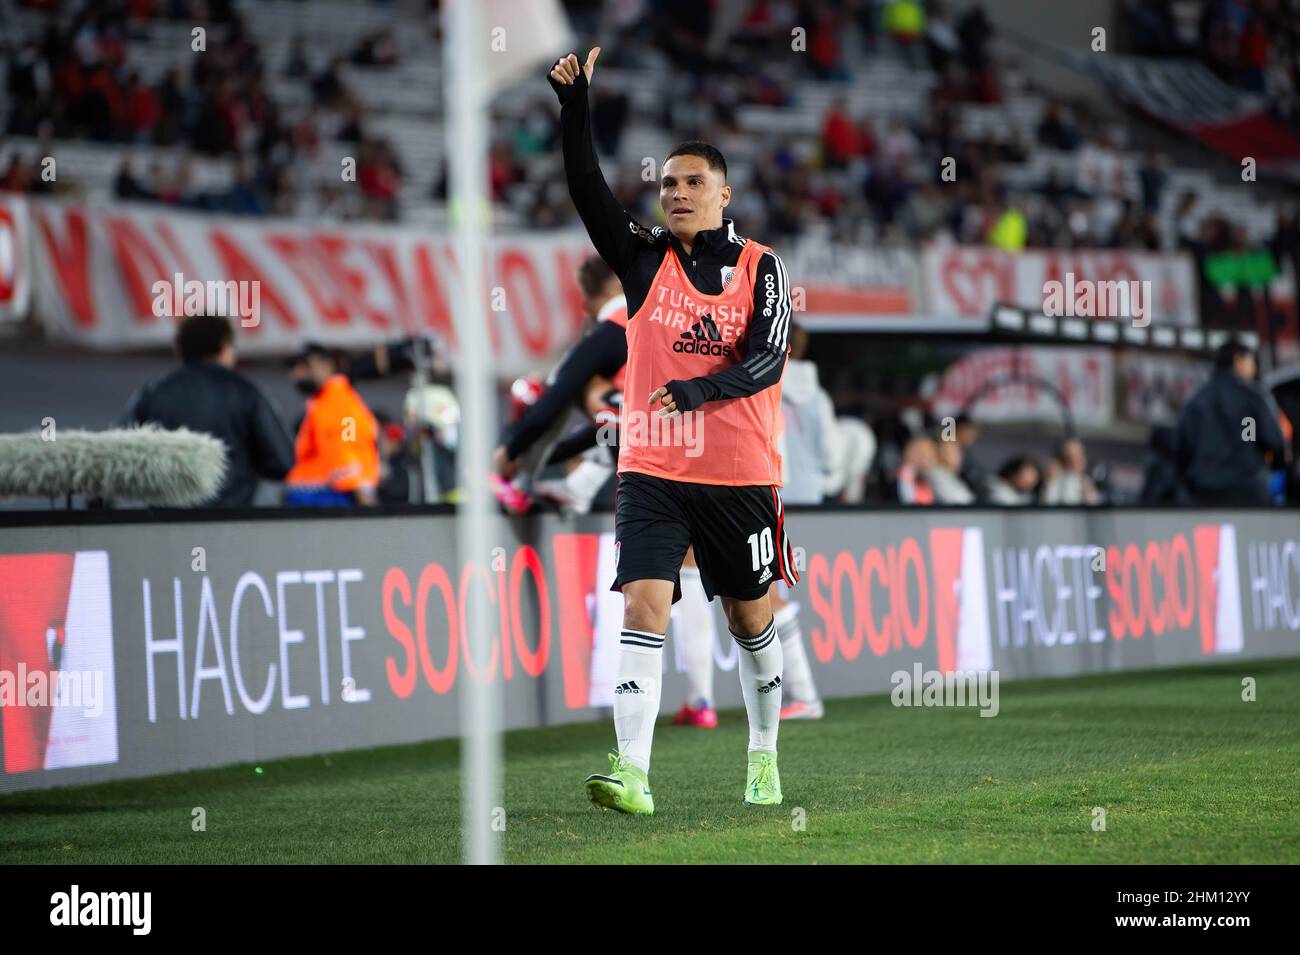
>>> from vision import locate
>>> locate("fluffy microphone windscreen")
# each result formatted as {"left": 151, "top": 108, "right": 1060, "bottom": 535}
{"left": 0, "top": 425, "right": 228, "bottom": 506}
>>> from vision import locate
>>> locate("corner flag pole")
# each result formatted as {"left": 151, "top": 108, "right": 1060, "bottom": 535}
{"left": 445, "top": 0, "right": 502, "bottom": 866}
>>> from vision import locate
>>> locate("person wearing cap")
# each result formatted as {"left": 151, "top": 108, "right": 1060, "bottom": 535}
{"left": 285, "top": 342, "right": 381, "bottom": 506}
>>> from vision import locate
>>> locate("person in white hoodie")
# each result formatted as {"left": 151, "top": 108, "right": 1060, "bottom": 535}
{"left": 773, "top": 324, "right": 838, "bottom": 719}
{"left": 779, "top": 324, "right": 844, "bottom": 505}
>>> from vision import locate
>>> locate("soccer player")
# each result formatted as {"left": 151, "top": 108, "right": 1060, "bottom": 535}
{"left": 492, "top": 255, "right": 722, "bottom": 725}
{"left": 549, "top": 48, "right": 797, "bottom": 813}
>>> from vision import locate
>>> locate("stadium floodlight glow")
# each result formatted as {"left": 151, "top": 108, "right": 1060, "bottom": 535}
{"left": 992, "top": 305, "right": 1025, "bottom": 331}
{"left": 1152, "top": 326, "right": 1177, "bottom": 347}
{"left": 1060, "top": 318, "right": 1087, "bottom": 340}
{"left": 1092, "top": 322, "right": 1119, "bottom": 342}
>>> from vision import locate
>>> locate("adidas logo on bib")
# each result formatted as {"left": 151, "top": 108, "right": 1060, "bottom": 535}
{"left": 673, "top": 314, "right": 734, "bottom": 357}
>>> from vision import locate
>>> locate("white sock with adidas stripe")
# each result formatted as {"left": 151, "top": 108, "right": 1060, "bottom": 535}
{"left": 733, "top": 618, "right": 783, "bottom": 753}
{"left": 614, "top": 629, "right": 664, "bottom": 773}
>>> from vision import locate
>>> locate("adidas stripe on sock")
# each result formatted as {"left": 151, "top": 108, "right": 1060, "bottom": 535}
{"left": 614, "top": 629, "right": 664, "bottom": 772}
{"left": 732, "top": 619, "right": 783, "bottom": 752}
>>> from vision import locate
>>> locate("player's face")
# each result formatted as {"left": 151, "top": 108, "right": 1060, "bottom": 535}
{"left": 660, "top": 155, "right": 730, "bottom": 240}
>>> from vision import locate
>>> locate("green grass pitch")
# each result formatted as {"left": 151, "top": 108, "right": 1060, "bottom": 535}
{"left": 2, "top": 659, "right": 1297, "bottom": 864}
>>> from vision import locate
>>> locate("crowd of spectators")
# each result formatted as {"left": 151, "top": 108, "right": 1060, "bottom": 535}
{"left": 1127, "top": 0, "right": 1300, "bottom": 131}
{"left": 518, "top": 0, "right": 1296, "bottom": 259}
{"left": 848, "top": 336, "right": 1291, "bottom": 508}
{"left": 3, "top": 0, "right": 1295, "bottom": 247}
{"left": 4, "top": 0, "right": 406, "bottom": 220}
{"left": 888, "top": 419, "right": 1107, "bottom": 507}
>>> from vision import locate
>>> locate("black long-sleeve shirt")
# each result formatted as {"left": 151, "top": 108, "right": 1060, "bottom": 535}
{"left": 550, "top": 64, "right": 790, "bottom": 412}
{"left": 1176, "top": 369, "right": 1286, "bottom": 499}
{"left": 503, "top": 316, "right": 626, "bottom": 460}
{"left": 119, "top": 362, "right": 295, "bottom": 507}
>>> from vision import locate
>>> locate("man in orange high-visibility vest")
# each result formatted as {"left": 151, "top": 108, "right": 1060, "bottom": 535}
{"left": 285, "top": 342, "right": 380, "bottom": 506}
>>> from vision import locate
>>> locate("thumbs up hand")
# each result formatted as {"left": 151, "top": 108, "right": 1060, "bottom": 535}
{"left": 548, "top": 47, "right": 600, "bottom": 102}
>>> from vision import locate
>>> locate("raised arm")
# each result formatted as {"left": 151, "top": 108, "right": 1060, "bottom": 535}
{"left": 548, "top": 49, "right": 654, "bottom": 275}
{"left": 652, "top": 249, "right": 792, "bottom": 414}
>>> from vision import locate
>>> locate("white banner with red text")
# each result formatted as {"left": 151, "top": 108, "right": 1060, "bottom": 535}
{"left": 921, "top": 243, "right": 1200, "bottom": 327}
{"left": 0, "top": 195, "right": 31, "bottom": 322}
{"left": 24, "top": 199, "right": 600, "bottom": 374}
{"left": 14, "top": 200, "right": 936, "bottom": 363}
{"left": 5, "top": 200, "right": 1207, "bottom": 356}
{"left": 927, "top": 346, "right": 1115, "bottom": 427}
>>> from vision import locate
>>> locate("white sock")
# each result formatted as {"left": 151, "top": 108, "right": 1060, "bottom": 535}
{"left": 732, "top": 618, "right": 783, "bottom": 753}
{"left": 613, "top": 628, "right": 664, "bottom": 773}
{"left": 775, "top": 602, "right": 818, "bottom": 704}
{"left": 674, "top": 566, "right": 716, "bottom": 707}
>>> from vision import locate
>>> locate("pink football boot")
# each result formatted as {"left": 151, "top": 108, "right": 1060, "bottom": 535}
{"left": 489, "top": 474, "right": 533, "bottom": 514}
{"left": 672, "top": 703, "right": 718, "bottom": 728}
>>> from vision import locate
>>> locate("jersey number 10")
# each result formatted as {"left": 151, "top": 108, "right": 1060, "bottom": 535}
{"left": 747, "top": 528, "right": 774, "bottom": 571}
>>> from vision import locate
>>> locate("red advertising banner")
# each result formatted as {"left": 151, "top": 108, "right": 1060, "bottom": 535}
{"left": 0, "top": 551, "right": 117, "bottom": 774}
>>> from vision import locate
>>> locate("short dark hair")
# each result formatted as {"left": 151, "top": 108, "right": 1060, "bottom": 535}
{"left": 1214, "top": 338, "right": 1254, "bottom": 370}
{"left": 576, "top": 254, "right": 617, "bottom": 300}
{"left": 665, "top": 141, "right": 727, "bottom": 181}
{"left": 176, "top": 315, "right": 233, "bottom": 363}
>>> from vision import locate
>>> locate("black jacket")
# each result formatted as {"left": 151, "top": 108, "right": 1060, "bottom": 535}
{"left": 120, "top": 362, "right": 295, "bottom": 506}
{"left": 503, "top": 317, "right": 626, "bottom": 461}
{"left": 1175, "top": 370, "right": 1286, "bottom": 502}
{"left": 550, "top": 64, "right": 791, "bottom": 413}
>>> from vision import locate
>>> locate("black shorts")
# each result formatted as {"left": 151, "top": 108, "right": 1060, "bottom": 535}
{"left": 610, "top": 470, "right": 799, "bottom": 604}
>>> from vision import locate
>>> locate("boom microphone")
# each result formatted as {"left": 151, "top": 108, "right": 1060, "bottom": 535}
{"left": 0, "top": 425, "right": 229, "bottom": 506}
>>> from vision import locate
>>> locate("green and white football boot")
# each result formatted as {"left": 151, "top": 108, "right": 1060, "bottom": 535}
{"left": 744, "top": 751, "right": 782, "bottom": 805}
{"left": 585, "top": 751, "right": 655, "bottom": 815}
